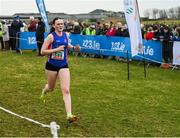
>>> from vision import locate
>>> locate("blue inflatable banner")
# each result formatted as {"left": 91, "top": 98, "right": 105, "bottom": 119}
{"left": 19, "top": 32, "right": 162, "bottom": 63}
{"left": 133, "top": 40, "right": 162, "bottom": 63}
{"left": 19, "top": 32, "right": 37, "bottom": 50}
{"left": 35, "top": 0, "right": 50, "bottom": 32}
{"left": 69, "top": 34, "right": 162, "bottom": 63}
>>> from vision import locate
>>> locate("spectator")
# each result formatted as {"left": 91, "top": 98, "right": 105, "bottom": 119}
{"left": 120, "top": 24, "right": 129, "bottom": 37}
{"left": 173, "top": 27, "right": 180, "bottom": 41}
{"left": 81, "top": 23, "right": 90, "bottom": 35}
{"left": 28, "top": 16, "right": 37, "bottom": 32}
{"left": 65, "top": 21, "right": 73, "bottom": 33}
{"left": 160, "top": 26, "right": 173, "bottom": 63}
{"left": 2, "top": 20, "right": 9, "bottom": 50}
{"left": 145, "top": 26, "right": 154, "bottom": 40}
{"left": 81, "top": 23, "right": 96, "bottom": 35}
{"left": 115, "top": 23, "right": 129, "bottom": 37}
{"left": 152, "top": 26, "right": 161, "bottom": 41}
{"left": 35, "top": 17, "right": 45, "bottom": 56}
{"left": 105, "top": 23, "right": 116, "bottom": 36}
{"left": 8, "top": 22, "right": 13, "bottom": 50}
{"left": 96, "top": 22, "right": 104, "bottom": 35}
{"left": 89, "top": 24, "right": 96, "bottom": 35}
{"left": 0, "top": 21, "right": 4, "bottom": 50}
{"left": 10, "top": 15, "right": 23, "bottom": 50}
{"left": 110, "top": 21, "right": 113, "bottom": 28}
{"left": 141, "top": 24, "right": 146, "bottom": 39}
{"left": 115, "top": 22, "right": 123, "bottom": 37}
{"left": 20, "top": 21, "right": 28, "bottom": 32}
{"left": 71, "top": 22, "right": 81, "bottom": 34}
{"left": 102, "top": 23, "right": 109, "bottom": 35}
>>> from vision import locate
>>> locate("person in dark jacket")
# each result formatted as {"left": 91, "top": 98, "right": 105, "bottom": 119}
{"left": 152, "top": 26, "right": 161, "bottom": 41}
{"left": 160, "top": 26, "right": 173, "bottom": 63}
{"left": 71, "top": 22, "right": 81, "bottom": 34}
{"left": 173, "top": 27, "right": 180, "bottom": 41}
{"left": 11, "top": 16, "right": 23, "bottom": 50}
{"left": 35, "top": 17, "right": 45, "bottom": 56}
{"left": 96, "top": 22, "right": 104, "bottom": 35}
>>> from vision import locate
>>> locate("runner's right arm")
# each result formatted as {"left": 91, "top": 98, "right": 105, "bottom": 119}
{"left": 41, "top": 34, "right": 65, "bottom": 55}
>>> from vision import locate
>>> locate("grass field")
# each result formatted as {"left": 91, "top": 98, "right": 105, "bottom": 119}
{"left": 0, "top": 51, "right": 180, "bottom": 137}
{"left": 142, "top": 19, "right": 180, "bottom": 26}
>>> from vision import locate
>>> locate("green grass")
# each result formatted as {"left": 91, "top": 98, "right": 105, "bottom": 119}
{"left": 0, "top": 51, "right": 180, "bottom": 137}
{"left": 142, "top": 19, "right": 180, "bottom": 26}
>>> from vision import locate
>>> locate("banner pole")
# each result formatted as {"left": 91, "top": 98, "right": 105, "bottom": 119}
{"left": 143, "top": 51, "right": 147, "bottom": 79}
{"left": 127, "top": 50, "right": 130, "bottom": 80}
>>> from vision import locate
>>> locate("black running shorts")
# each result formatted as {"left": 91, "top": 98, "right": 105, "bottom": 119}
{"left": 45, "top": 62, "right": 68, "bottom": 72}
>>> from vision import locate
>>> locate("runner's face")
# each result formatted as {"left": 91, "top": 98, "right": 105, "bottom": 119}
{"left": 54, "top": 19, "right": 64, "bottom": 32}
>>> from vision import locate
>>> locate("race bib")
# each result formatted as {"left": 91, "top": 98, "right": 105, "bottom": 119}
{"left": 51, "top": 51, "right": 64, "bottom": 60}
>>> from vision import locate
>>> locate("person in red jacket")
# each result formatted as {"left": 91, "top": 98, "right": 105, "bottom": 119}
{"left": 105, "top": 22, "right": 116, "bottom": 36}
{"left": 28, "top": 16, "right": 37, "bottom": 32}
{"left": 145, "top": 27, "right": 154, "bottom": 40}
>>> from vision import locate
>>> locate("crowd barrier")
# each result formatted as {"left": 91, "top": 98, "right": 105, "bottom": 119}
{"left": 19, "top": 32, "right": 163, "bottom": 63}
{"left": 69, "top": 34, "right": 162, "bottom": 63}
{"left": 19, "top": 32, "right": 38, "bottom": 50}
{"left": 173, "top": 41, "right": 180, "bottom": 65}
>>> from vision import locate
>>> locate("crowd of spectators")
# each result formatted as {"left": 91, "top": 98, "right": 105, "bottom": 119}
{"left": 65, "top": 20, "right": 180, "bottom": 63}
{"left": 63, "top": 20, "right": 130, "bottom": 37}
{"left": 0, "top": 16, "right": 45, "bottom": 54}
{"left": 143, "top": 24, "right": 180, "bottom": 63}
{"left": 0, "top": 15, "right": 180, "bottom": 63}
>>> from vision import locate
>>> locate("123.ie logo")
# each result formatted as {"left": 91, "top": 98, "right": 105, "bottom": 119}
{"left": 28, "top": 37, "right": 36, "bottom": 45}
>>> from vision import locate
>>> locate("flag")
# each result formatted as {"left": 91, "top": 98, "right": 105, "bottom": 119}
{"left": 35, "top": 0, "right": 50, "bottom": 32}
{"left": 173, "top": 41, "right": 180, "bottom": 65}
{"left": 123, "top": 0, "right": 143, "bottom": 57}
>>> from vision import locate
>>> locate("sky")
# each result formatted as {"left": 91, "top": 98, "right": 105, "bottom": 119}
{"left": 0, "top": 0, "right": 180, "bottom": 17}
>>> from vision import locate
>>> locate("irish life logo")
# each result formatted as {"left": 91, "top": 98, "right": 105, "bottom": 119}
{"left": 126, "top": 7, "right": 134, "bottom": 15}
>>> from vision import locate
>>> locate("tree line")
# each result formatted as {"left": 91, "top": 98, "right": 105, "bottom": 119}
{"left": 143, "top": 6, "right": 180, "bottom": 19}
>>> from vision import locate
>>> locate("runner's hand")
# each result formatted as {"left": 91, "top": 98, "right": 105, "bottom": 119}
{"left": 74, "top": 45, "right": 81, "bottom": 52}
{"left": 56, "top": 45, "right": 65, "bottom": 52}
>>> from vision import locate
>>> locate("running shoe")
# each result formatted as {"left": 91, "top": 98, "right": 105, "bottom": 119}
{"left": 40, "top": 90, "right": 46, "bottom": 104}
{"left": 67, "top": 115, "right": 78, "bottom": 123}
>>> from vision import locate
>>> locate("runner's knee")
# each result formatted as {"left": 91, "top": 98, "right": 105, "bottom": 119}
{"left": 61, "top": 87, "right": 70, "bottom": 94}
